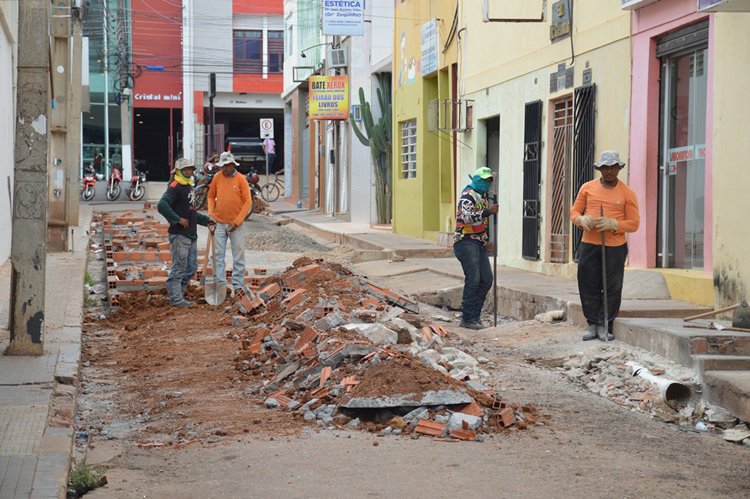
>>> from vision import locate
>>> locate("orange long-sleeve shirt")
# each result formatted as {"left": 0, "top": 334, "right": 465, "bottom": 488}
{"left": 570, "top": 179, "right": 640, "bottom": 246}
{"left": 207, "top": 171, "right": 252, "bottom": 225}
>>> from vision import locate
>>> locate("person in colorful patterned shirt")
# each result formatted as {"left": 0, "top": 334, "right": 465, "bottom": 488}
{"left": 570, "top": 150, "right": 640, "bottom": 341}
{"left": 454, "top": 167, "right": 499, "bottom": 330}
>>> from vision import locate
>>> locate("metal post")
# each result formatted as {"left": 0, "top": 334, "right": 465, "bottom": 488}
{"left": 209, "top": 73, "right": 216, "bottom": 157}
{"left": 103, "top": 0, "right": 110, "bottom": 178}
{"left": 8, "top": 0, "right": 50, "bottom": 355}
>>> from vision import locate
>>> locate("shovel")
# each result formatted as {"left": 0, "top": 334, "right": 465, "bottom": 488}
{"left": 204, "top": 225, "right": 227, "bottom": 305}
{"left": 199, "top": 232, "right": 211, "bottom": 286}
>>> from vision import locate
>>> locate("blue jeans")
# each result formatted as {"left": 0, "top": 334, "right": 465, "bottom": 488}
{"left": 167, "top": 234, "right": 198, "bottom": 305}
{"left": 267, "top": 153, "right": 276, "bottom": 173}
{"left": 214, "top": 222, "right": 246, "bottom": 290}
{"left": 454, "top": 240, "right": 493, "bottom": 323}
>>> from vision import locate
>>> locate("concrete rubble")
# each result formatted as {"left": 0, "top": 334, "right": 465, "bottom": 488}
{"left": 538, "top": 345, "right": 750, "bottom": 446}
{"left": 222, "top": 257, "right": 546, "bottom": 442}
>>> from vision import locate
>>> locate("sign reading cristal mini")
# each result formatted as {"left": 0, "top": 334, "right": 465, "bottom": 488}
{"left": 309, "top": 76, "right": 349, "bottom": 120}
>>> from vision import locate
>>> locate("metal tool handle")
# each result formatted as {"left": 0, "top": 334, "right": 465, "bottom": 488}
{"left": 601, "top": 203, "right": 609, "bottom": 342}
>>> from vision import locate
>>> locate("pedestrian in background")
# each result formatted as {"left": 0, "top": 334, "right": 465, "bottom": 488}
{"left": 157, "top": 158, "right": 215, "bottom": 308}
{"left": 262, "top": 137, "right": 276, "bottom": 173}
{"left": 454, "top": 166, "right": 499, "bottom": 330}
{"left": 571, "top": 150, "right": 640, "bottom": 341}
{"left": 207, "top": 152, "right": 252, "bottom": 297}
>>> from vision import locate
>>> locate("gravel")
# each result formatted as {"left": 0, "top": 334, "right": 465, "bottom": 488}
{"left": 245, "top": 227, "right": 331, "bottom": 253}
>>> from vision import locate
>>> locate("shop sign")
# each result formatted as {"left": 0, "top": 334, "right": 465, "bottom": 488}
{"left": 134, "top": 92, "right": 182, "bottom": 102}
{"left": 667, "top": 144, "right": 706, "bottom": 174}
{"left": 322, "top": 0, "right": 364, "bottom": 36}
{"left": 309, "top": 76, "right": 349, "bottom": 120}
{"left": 550, "top": 0, "right": 571, "bottom": 43}
{"left": 421, "top": 19, "right": 438, "bottom": 77}
{"left": 621, "top": 0, "right": 661, "bottom": 10}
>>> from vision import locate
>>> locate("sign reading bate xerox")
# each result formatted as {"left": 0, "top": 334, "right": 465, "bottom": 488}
{"left": 322, "top": 0, "right": 364, "bottom": 36}
{"left": 309, "top": 76, "right": 349, "bottom": 120}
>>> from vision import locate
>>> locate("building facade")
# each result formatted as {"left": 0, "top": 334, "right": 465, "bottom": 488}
{"left": 183, "top": 0, "right": 285, "bottom": 171}
{"left": 0, "top": 1, "right": 18, "bottom": 264}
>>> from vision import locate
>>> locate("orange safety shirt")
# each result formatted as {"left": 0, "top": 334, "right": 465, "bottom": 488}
{"left": 207, "top": 171, "right": 252, "bottom": 225}
{"left": 570, "top": 179, "right": 640, "bottom": 247}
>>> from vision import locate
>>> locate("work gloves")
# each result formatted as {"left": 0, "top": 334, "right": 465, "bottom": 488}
{"left": 594, "top": 217, "right": 619, "bottom": 232}
{"left": 576, "top": 215, "right": 595, "bottom": 231}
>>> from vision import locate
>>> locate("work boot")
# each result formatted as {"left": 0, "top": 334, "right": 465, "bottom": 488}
{"left": 582, "top": 324, "right": 598, "bottom": 341}
{"left": 460, "top": 320, "right": 486, "bottom": 330}
{"left": 171, "top": 299, "right": 195, "bottom": 309}
{"left": 598, "top": 325, "right": 614, "bottom": 341}
{"left": 181, "top": 281, "right": 189, "bottom": 297}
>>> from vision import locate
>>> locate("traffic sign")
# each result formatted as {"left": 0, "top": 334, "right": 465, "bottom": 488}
{"left": 260, "top": 118, "right": 274, "bottom": 139}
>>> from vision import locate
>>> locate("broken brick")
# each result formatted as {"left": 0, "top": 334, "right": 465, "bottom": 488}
{"left": 499, "top": 408, "right": 514, "bottom": 427}
{"left": 293, "top": 326, "right": 319, "bottom": 353}
{"left": 282, "top": 288, "right": 307, "bottom": 309}
{"left": 415, "top": 419, "right": 445, "bottom": 437}
{"left": 258, "top": 283, "right": 281, "bottom": 301}
{"left": 254, "top": 268, "right": 267, "bottom": 276}
{"left": 450, "top": 429, "right": 477, "bottom": 441}
{"left": 320, "top": 366, "right": 332, "bottom": 387}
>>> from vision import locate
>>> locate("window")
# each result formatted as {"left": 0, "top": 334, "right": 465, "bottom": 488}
{"left": 287, "top": 25, "right": 293, "bottom": 56}
{"left": 234, "top": 30, "right": 262, "bottom": 73}
{"left": 400, "top": 119, "right": 417, "bottom": 179}
{"left": 268, "top": 30, "right": 284, "bottom": 74}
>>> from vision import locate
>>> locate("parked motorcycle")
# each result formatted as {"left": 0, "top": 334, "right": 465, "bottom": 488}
{"left": 106, "top": 166, "right": 122, "bottom": 201}
{"left": 128, "top": 169, "right": 148, "bottom": 201}
{"left": 81, "top": 166, "right": 97, "bottom": 201}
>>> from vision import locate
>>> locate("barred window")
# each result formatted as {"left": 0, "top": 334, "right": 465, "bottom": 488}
{"left": 400, "top": 119, "right": 417, "bottom": 179}
{"left": 234, "top": 30, "right": 262, "bottom": 74}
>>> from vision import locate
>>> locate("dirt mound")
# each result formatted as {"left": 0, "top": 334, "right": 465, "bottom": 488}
{"left": 347, "top": 357, "right": 465, "bottom": 399}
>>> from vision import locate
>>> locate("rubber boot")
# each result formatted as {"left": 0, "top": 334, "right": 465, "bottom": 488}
{"left": 582, "top": 324, "right": 598, "bottom": 341}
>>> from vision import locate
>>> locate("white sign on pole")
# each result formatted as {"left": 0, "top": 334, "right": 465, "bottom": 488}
{"left": 322, "top": 0, "right": 364, "bottom": 36}
{"left": 260, "top": 118, "right": 274, "bottom": 139}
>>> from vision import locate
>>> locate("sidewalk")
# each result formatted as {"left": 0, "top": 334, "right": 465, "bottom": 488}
{"left": 0, "top": 207, "right": 91, "bottom": 499}
{"left": 273, "top": 206, "right": 750, "bottom": 420}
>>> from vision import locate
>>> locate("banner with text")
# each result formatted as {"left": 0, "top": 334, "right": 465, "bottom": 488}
{"left": 309, "top": 76, "right": 349, "bottom": 120}
{"left": 322, "top": 0, "right": 364, "bottom": 36}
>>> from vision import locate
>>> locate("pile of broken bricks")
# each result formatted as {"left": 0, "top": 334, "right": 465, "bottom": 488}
{"left": 223, "top": 257, "right": 547, "bottom": 442}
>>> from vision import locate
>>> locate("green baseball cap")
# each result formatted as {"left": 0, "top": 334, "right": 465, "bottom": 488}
{"left": 473, "top": 167, "right": 494, "bottom": 180}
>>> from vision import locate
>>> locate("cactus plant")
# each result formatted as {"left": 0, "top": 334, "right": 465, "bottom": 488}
{"left": 351, "top": 74, "right": 392, "bottom": 224}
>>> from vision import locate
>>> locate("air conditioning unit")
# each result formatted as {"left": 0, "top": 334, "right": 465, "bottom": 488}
{"left": 329, "top": 48, "right": 348, "bottom": 68}
{"left": 350, "top": 105, "right": 362, "bottom": 122}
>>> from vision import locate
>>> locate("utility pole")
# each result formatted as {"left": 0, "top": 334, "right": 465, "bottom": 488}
{"left": 67, "top": 4, "right": 85, "bottom": 235}
{"left": 47, "top": 0, "right": 72, "bottom": 251}
{"left": 209, "top": 72, "right": 216, "bottom": 157}
{"left": 8, "top": 0, "right": 50, "bottom": 355}
{"left": 118, "top": 0, "right": 132, "bottom": 181}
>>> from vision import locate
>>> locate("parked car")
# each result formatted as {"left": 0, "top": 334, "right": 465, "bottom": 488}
{"left": 225, "top": 137, "right": 265, "bottom": 174}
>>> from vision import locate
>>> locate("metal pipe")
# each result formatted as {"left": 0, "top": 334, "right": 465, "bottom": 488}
{"left": 627, "top": 362, "right": 692, "bottom": 408}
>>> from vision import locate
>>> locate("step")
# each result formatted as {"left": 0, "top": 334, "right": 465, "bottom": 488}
{"left": 702, "top": 370, "right": 750, "bottom": 421}
{"left": 692, "top": 355, "right": 750, "bottom": 374}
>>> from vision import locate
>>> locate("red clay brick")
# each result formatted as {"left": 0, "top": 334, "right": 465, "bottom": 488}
{"left": 293, "top": 326, "right": 318, "bottom": 352}
{"left": 254, "top": 268, "right": 267, "bottom": 275}
{"left": 499, "top": 408, "right": 514, "bottom": 427}
{"left": 258, "top": 283, "right": 281, "bottom": 300}
{"left": 144, "top": 252, "right": 157, "bottom": 263}
{"left": 319, "top": 366, "right": 332, "bottom": 387}
{"left": 158, "top": 250, "right": 171, "bottom": 262}
{"left": 113, "top": 252, "right": 127, "bottom": 262}
{"left": 450, "top": 429, "right": 477, "bottom": 441}
{"left": 415, "top": 419, "right": 445, "bottom": 437}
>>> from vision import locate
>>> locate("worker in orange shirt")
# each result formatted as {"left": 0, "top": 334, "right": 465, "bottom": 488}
{"left": 208, "top": 152, "right": 253, "bottom": 296}
{"left": 570, "top": 150, "right": 640, "bottom": 341}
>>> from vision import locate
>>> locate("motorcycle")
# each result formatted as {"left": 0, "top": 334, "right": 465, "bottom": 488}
{"left": 128, "top": 169, "right": 148, "bottom": 201}
{"left": 81, "top": 166, "right": 97, "bottom": 201}
{"left": 245, "top": 169, "right": 262, "bottom": 220}
{"left": 106, "top": 166, "right": 123, "bottom": 201}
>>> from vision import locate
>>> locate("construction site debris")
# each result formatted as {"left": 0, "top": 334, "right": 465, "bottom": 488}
{"left": 245, "top": 226, "right": 331, "bottom": 253}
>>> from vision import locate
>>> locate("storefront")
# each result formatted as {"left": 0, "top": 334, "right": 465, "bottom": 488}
{"left": 627, "top": 1, "right": 713, "bottom": 276}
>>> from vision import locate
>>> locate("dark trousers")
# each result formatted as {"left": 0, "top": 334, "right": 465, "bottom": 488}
{"left": 454, "top": 240, "right": 493, "bottom": 323}
{"left": 577, "top": 242, "right": 628, "bottom": 330}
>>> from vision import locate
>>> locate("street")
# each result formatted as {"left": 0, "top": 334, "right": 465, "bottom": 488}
{"left": 73, "top": 209, "right": 750, "bottom": 499}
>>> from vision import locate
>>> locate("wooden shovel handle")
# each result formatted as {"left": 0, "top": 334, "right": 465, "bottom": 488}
{"left": 200, "top": 231, "right": 212, "bottom": 278}
{"left": 683, "top": 304, "right": 739, "bottom": 322}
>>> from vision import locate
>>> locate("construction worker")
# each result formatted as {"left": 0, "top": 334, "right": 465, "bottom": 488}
{"left": 207, "top": 152, "right": 252, "bottom": 297}
{"left": 571, "top": 150, "right": 640, "bottom": 341}
{"left": 157, "top": 158, "right": 215, "bottom": 308}
{"left": 454, "top": 166, "right": 499, "bottom": 330}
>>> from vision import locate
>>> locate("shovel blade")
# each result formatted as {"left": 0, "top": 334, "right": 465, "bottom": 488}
{"left": 204, "top": 277, "right": 227, "bottom": 305}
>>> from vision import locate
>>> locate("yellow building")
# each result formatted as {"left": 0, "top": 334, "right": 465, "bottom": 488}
{"left": 392, "top": 0, "right": 459, "bottom": 240}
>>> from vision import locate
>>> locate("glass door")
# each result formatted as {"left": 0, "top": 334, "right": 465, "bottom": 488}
{"left": 658, "top": 47, "right": 708, "bottom": 269}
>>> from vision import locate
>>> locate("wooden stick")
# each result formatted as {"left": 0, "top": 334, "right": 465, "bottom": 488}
{"left": 683, "top": 323, "right": 750, "bottom": 333}
{"left": 199, "top": 234, "right": 212, "bottom": 285}
{"left": 683, "top": 304, "right": 739, "bottom": 322}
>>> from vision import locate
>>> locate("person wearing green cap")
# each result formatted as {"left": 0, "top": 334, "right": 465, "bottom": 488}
{"left": 454, "top": 166, "right": 499, "bottom": 330}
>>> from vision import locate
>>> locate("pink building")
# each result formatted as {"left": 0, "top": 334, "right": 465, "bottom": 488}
{"left": 627, "top": 0, "right": 713, "bottom": 276}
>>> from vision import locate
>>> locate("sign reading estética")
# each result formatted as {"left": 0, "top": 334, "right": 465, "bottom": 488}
{"left": 309, "top": 76, "right": 349, "bottom": 120}
{"left": 322, "top": 0, "right": 364, "bottom": 36}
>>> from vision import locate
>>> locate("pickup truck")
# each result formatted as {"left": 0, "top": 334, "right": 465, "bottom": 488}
{"left": 225, "top": 137, "right": 265, "bottom": 173}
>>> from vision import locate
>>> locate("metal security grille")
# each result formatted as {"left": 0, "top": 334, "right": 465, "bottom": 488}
{"left": 572, "top": 84, "right": 596, "bottom": 261}
{"left": 522, "top": 100, "right": 543, "bottom": 261}
{"left": 550, "top": 97, "right": 573, "bottom": 263}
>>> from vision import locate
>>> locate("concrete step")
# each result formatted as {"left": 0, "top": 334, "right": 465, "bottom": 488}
{"left": 692, "top": 355, "right": 750, "bottom": 374}
{"left": 703, "top": 370, "right": 750, "bottom": 421}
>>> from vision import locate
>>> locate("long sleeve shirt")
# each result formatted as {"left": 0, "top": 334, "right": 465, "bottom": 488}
{"left": 570, "top": 179, "right": 640, "bottom": 247}
{"left": 157, "top": 181, "right": 210, "bottom": 239}
{"left": 207, "top": 171, "right": 252, "bottom": 225}
{"left": 454, "top": 187, "right": 491, "bottom": 246}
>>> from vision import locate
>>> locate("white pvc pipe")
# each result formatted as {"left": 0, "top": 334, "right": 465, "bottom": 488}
{"left": 627, "top": 362, "right": 692, "bottom": 408}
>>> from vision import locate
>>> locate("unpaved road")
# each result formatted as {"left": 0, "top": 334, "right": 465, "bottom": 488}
{"left": 77, "top": 214, "right": 750, "bottom": 499}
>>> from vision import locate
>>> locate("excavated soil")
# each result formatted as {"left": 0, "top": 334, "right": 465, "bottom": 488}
{"left": 345, "top": 357, "right": 465, "bottom": 400}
